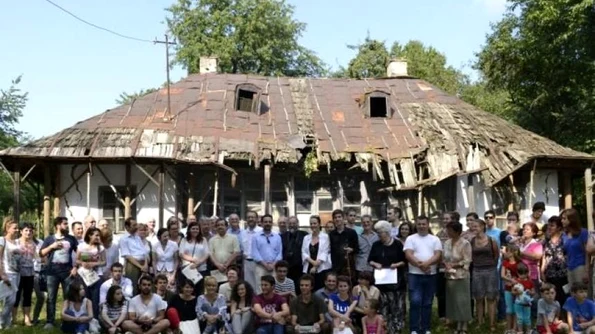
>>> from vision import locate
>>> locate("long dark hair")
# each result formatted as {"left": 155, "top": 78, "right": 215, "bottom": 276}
{"left": 185, "top": 221, "right": 203, "bottom": 243}
{"left": 66, "top": 281, "right": 85, "bottom": 303}
{"left": 106, "top": 285, "right": 124, "bottom": 307}
{"left": 20, "top": 222, "right": 38, "bottom": 243}
{"left": 231, "top": 280, "right": 254, "bottom": 304}
{"left": 84, "top": 227, "right": 101, "bottom": 245}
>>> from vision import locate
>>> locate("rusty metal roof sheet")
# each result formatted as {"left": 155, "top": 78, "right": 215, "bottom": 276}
{"left": 2, "top": 73, "right": 592, "bottom": 186}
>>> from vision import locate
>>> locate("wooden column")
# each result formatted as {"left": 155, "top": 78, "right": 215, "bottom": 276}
{"left": 585, "top": 168, "right": 593, "bottom": 231}
{"left": 417, "top": 187, "right": 423, "bottom": 216}
{"left": 86, "top": 168, "right": 91, "bottom": 215}
{"left": 13, "top": 167, "right": 20, "bottom": 223}
{"left": 264, "top": 164, "right": 271, "bottom": 214}
{"left": 158, "top": 164, "right": 165, "bottom": 228}
{"left": 43, "top": 166, "right": 51, "bottom": 237}
{"left": 187, "top": 172, "right": 195, "bottom": 217}
{"left": 213, "top": 170, "right": 219, "bottom": 217}
{"left": 124, "top": 164, "right": 131, "bottom": 219}
{"left": 527, "top": 160, "right": 537, "bottom": 210}
{"left": 562, "top": 171, "right": 572, "bottom": 209}
{"left": 467, "top": 174, "right": 476, "bottom": 212}
{"left": 508, "top": 175, "right": 516, "bottom": 212}
{"left": 53, "top": 168, "right": 61, "bottom": 218}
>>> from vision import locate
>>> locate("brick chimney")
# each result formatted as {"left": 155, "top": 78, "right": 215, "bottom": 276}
{"left": 199, "top": 57, "right": 219, "bottom": 74}
{"left": 387, "top": 59, "right": 408, "bottom": 77}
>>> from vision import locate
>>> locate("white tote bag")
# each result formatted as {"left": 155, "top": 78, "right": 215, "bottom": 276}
{"left": 179, "top": 318, "right": 201, "bottom": 334}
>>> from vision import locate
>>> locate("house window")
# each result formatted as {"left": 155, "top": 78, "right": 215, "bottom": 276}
{"left": 98, "top": 186, "right": 136, "bottom": 233}
{"left": 363, "top": 91, "right": 392, "bottom": 118}
{"left": 235, "top": 84, "right": 261, "bottom": 113}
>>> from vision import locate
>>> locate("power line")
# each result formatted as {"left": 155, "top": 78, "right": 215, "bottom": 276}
{"left": 43, "top": 0, "right": 154, "bottom": 44}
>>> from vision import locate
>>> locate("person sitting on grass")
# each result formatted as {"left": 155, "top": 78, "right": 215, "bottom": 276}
{"left": 196, "top": 276, "right": 227, "bottom": 334}
{"left": 61, "top": 281, "right": 94, "bottom": 334}
{"left": 361, "top": 299, "right": 384, "bottom": 334}
{"left": 253, "top": 275, "right": 290, "bottom": 334}
{"left": 328, "top": 275, "right": 357, "bottom": 334}
{"left": 121, "top": 275, "right": 171, "bottom": 334}
{"left": 564, "top": 283, "right": 595, "bottom": 334}
{"left": 100, "top": 285, "right": 128, "bottom": 334}
{"left": 536, "top": 283, "right": 568, "bottom": 334}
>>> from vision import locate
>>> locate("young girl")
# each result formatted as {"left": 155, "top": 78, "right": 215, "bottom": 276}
{"left": 352, "top": 271, "right": 380, "bottom": 325}
{"left": 100, "top": 285, "right": 127, "bottom": 334}
{"left": 231, "top": 281, "right": 254, "bottom": 334}
{"left": 362, "top": 299, "right": 384, "bottom": 334}
{"left": 514, "top": 263, "right": 534, "bottom": 334}
{"left": 61, "top": 281, "right": 93, "bottom": 334}
{"left": 502, "top": 244, "right": 521, "bottom": 333}
{"left": 328, "top": 275, "right": 358, "bottom": 334}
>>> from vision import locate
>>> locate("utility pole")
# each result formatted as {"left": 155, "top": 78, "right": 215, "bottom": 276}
{"left": 154, "top": 34, "right": 176, "bottom": 118}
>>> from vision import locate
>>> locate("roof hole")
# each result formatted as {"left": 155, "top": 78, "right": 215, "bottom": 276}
{"left": 236, "top": 89, "right": 256, "bottom": 112}
{"left": 370, "top": 96, "right": 388, "bottom": 118}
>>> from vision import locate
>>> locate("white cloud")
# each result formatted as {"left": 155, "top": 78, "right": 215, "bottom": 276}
{"left": 475, "top": 0, "right": 508, "bottom": 16}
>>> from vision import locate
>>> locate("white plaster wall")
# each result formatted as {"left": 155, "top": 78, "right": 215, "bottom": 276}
{"left": 456, "top": 173, "right": 493, "bottom": 225}
{"left": 59, "top": 164, "right": 177, "bottom": 228}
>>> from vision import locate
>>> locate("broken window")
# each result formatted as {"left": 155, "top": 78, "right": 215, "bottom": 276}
{"left": 363, "top": 91, "right": 392, "bottom": 118}
{"left": 235, "top": 84, "right": 261, "bottom": 113}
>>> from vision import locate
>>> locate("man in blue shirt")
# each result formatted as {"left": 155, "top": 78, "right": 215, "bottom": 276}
{"left": 251, "top": 214, "right": 283, "bottom": 294}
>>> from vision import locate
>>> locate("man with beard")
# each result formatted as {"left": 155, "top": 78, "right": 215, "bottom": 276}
{"left": 281, "top": 216, "right": 307, "bottom": 292}
{"left": 40, "top": 217, "right": 78, "bottom": 330}
{"left": 251, "top": 214, "right": 283, "bottom": 294}
{"left": 314, "top": 272, "right": 338, "bottom": 324}
{"left": 119, "top": 218, "right": 148, "bottom": 295}
{"left": 99, "top": 262, "right": 133, "bottom": 304}
{"left": 122, "top": 276, "right": 170, "bottom": 334}
{"left": 328, "top": 210, "right": 359, "bottom": 283}
{"left": 289, "top": 274, "right": 327, "bottom": 334}
{"left": 241, "top": 210, "right": 262, "bottom": 291}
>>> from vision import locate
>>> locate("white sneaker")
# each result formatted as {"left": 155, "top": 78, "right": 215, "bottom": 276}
{"left": 43, "top": 323, "right": 54, "bottom": 330}
{"left": 411, "top": 332, "right": 418, "bottom": 334}
{"left": 425, "top": 332, "right": 431, "bottom": 334}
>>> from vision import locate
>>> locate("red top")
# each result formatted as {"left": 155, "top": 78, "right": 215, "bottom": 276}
{"left": 516, "top": 277, "right": 534, "bottom": 293}
{"left": 502, "top": 260, "right": 519, "bottom": 291}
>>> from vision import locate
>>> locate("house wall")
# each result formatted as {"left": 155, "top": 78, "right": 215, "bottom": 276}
{"left": 456, "top": 169, "right": 560, "bottom": 227}
{"left": 59, "top": 164, "right": 177, "bottom": 230}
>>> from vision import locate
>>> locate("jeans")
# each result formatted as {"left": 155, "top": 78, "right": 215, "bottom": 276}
{"left": 436, "top": 272, "right": 446, "bottom": 318}
{"left": 408, "top": 273, "right": 436, "bottom": 333}
{"left": 256, "top": 323, "right": 285, "bottom": 334}
{"left": 61, "top": 309, "right": 90, "bottom": 334}
{"left": 33, "top": 273, "right": 46, "bottom": 323}
{"left": 232, "top": 311, "right": 253, "bottom": 334}
{"left": 46, "top": 271, "right": 73, "bottom": 325}
{"left": 0, "top": 273, "right": 20, "bottom": 327}
{"left": 86, "top": 280, "right": 101, "bottom": 319}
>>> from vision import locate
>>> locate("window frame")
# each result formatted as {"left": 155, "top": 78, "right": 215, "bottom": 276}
{"left": 364, "top": 90, "right": 392, "bottom": 118}
{"left": 235, "top": 83, "right": 261, "bottom": 114}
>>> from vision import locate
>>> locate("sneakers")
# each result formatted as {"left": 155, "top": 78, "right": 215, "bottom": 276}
{"left": 43, "top": 323, "right": 54, "bottom": 330}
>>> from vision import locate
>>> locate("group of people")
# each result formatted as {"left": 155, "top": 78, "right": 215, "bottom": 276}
{"left": 0, "top": 202, "right": 594, "bottom": 334}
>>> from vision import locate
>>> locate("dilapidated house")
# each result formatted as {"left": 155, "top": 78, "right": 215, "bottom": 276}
{"left": 1, "top": 58, "right": 594, "bottom": 234}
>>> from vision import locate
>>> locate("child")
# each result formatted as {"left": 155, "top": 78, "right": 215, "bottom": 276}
{"left": 328, "top": 276, "right": 357, "bottom": 334}
{"left": 61, "top": 281, "right": 94, "bottom": 334}
{"left": 361, "top": 299, "right": 384, "bottom": 334}
{"left": 514, "top": 263, "right": 534, "bottom": 334}
{"left": 502, "top": 244, "right": 521, "bottom": 333}
{"left": 563, "top": 283, "right": 595, "bottom": 334}
{"left": 536, "top": 283, "right": 568, "bottom": 334}
{"left": 100, "top": 285, "right": 128, "bottom": 334}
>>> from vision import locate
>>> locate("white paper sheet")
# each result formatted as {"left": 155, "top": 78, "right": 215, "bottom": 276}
{"left": 182, "top": 266, "right": 204, "bottom": 285}
{"left": 374, "top": 268, "right": 398, "bottom": 285}
{"left": 210, "top": 270, "right": 228, "bottom": 283}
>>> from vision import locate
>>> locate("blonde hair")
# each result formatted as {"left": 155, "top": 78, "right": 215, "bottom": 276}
{"left": 2, "top": 217, "right": 16, "bottom": 235}
{"left": 204, "top": 276, "right": 218, "bottom": 294}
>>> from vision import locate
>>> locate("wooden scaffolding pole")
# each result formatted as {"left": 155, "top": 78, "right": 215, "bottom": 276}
{"left": 13, "top": 166, "right": 20, "bottom": 223}
{"left": 158, "top": 164, "right": 165, "bottom": 227}
{"left": 124, "top": 164, "right": 132, "bottom": 219}
{"left": 43, "top": 166, "right": 51, "bottom": 236}
{"left": 586, "top": 167, "right": 593, "bottom": 231}
{"left": 187, "top": 172, "right": 195, "bottom": 217}
{"left": 264, "top": 164, "right": 271, "bottom": 215}
{"left": 562, "top": 171, "right": 572, "bottom": 209}
{"left": 53, "top": 167, "right": 61, "bottom": 218}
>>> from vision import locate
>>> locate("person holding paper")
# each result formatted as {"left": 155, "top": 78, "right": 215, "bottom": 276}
{"left": 403, "top": 215, "right": 443, "bottom": 334}
{"left": 179, "top": 221, "right": 209, "bottom": 296}
{"left": 367, "top": 220, "right": 406, "bottom": 334}
{"left": 76, "top": 227, "right": 106, "bottom": 319}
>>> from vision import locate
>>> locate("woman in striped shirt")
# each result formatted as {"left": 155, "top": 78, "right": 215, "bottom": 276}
{"left": 100, "top": 285, "right": 128, "bottom": 334}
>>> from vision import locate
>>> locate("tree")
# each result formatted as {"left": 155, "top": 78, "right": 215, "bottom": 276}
{"left": 115, "top": 88, "right": 158, "bottom": 105}
{"left": 476, "top": 0, "right": 595, "bottom": 152}
{"left": 166, "top": 0, "right": 326, "bottom": 77}
{"left": 344, "top": 36, "right": 390, "bottom": 79}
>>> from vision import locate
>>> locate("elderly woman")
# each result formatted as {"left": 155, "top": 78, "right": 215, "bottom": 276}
{"left": 470, "top": 218, "right": 500, "bottom": 331}
{"left": 368, "top": 220, "right": 407, "bottom": 333}
{"left": 443, "top": 221, "right": 472, "bottom": 333}
{"left": 302, "top": 215, "right": 332, "bottom": 291}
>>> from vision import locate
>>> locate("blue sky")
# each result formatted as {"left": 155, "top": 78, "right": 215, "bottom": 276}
{"left": 0, "top": 0, "right": 506, "bottom": 139}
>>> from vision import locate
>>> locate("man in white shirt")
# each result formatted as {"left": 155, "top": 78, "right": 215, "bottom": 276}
{"left": 99, "top": 262, "right": 133, "bottom": 304}
{"left": 241, "top": 210, "right": 262, "bottom": 290}
{"left": 404, "top": 215, "right": 443, "bottom": 334}
{"left": 121, "top": 276, "right": 170, "bottom": 334}
{"left": 119, "top": 218, "right": 148, "bottom": 294}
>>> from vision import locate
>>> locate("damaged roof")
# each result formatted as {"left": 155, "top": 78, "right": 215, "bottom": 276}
{"left": 2, "top": 73, "right": 592, "bottom": 187}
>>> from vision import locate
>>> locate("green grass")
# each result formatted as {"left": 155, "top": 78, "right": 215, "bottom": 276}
{"left": 5, "top": 293, "right": 508, "bottom": 334}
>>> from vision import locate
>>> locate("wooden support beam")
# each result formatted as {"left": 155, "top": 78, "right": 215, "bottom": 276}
{"left": 586, "top": 168, "right": 593, "bottom": 232}
{"left": 158, "top": 164, "right": 165, "bottom": 227}
{"left": 130, "top": 167, "right": 159, "bottom": 206}
{"left": 21, "top": 164, "right": 37, "bottom": 183}
{"left": 95, "top": 165, "right": 126, "bottom": 206}
{"left": 133, "top": 162, "right": 159, "bottom": 187}
{"left": 213, "top": 170, "right": 219, "bottom": 217}
{"left": 59, "top": 167, "right": 90, "bottom": 198}
{"left": 562, "top": 171, "right": 572, "bottom": 209}
{"left": 0, "top": 160, "right": 14, "bottom": 183}
{"left": 264, "top": 164, "right": 271, "bottom": 215}
{"left": 53, "top": 167, "right": 61, "bottom": 218}
{"left": 13, "top": 167, "right": 21, "bottom": 223}
{"left": 43, "top": 166, "right": 51, "bottom": 237}
{"left": 187, "top": 172, "right": 195, "bottom": 217}
{"left": 417, "top": 187, "right": 423, "bottom": 216}
{"left": 527, "top": 159, "right": 537, "bottom": 210}
{"left": 194, "top": 186, "right": 213, "bottom": 212}
{"left": 467, "top": 174, "right": 476, "bottom": 212}
{"left": 124, "top": 164, "right": 132, "bottom": 219}
{"left": 508, "top": 174, "right": 516, "bottom": 212}
{"left": 86, "top": 167, "right": 91, "bottom": 215}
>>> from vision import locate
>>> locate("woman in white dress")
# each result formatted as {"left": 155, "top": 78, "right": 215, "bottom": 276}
{"left": 154, "top": 228, "right": 179, "bottom": 292}
{"left": 0, "top": 217, "right": 21, "bottom": 329}
{"left": 301, "top": 215, "right": 332, "bottom": 291}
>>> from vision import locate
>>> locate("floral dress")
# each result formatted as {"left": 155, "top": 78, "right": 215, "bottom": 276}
{"left": 543, "top": 236, "right": 568, "bottom": 306}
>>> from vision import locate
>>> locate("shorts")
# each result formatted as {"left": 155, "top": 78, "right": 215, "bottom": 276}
{"left": 537, "top": 323, "right": 560, "bottom": 334}
{"left": 504, "top": 290, "right": 514, "bottom": 314}
{"left": 514, "top": 304, "right": 531, "bottom": 326}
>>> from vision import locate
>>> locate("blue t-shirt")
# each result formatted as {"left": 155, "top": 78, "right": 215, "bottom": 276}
{"left": 563, "top": 229, "right": 588, "bottom": 270}
{"left": 486, "top": 227, "right": 502, "bottom": 248}
{"left": 329, "top": 293, "right": 354, "bottom": 315}
{"left": 563, "top": 297, "right": 595, "bottom": 331}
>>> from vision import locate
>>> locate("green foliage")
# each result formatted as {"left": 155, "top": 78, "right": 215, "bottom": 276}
{"left": 166, "top": 0, "right": 326, "bottom": 77}
{"left": 303, "top": 151, "right": 318, "bottom": 178}
{"left": 345, "top": 36, "right": 391, "bottom": 79}
{"left": 476, "top": 0, "right": 595, "bottom": 152}
{"left": 115, "top": 87, "right": 158, "bottom": 105}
